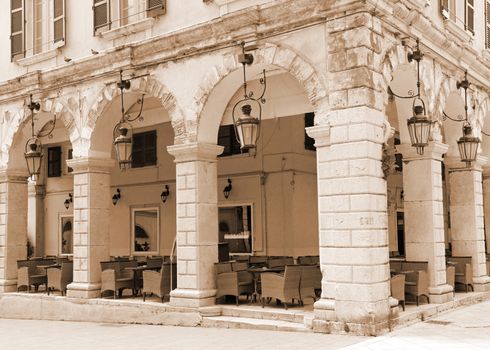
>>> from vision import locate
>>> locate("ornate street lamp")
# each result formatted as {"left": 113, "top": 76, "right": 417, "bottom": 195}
{"left": 112, "top": 71, "right": 145, "bottom": 171}
{"left": 232, "top": 42, "right": 267, "bottom": 151}
{"left": 389, "top": 39, "right": 432, "bottom": 155}
{"left": 24, "top": 96, "right": 42, "bottom": 179}
{"left": 160, "top": 185, "right": 170, "bottom": 203}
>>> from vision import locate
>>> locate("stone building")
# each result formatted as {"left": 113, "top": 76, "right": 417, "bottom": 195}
{"left": 0, "top": 0, "right": 490, "bottom": 336}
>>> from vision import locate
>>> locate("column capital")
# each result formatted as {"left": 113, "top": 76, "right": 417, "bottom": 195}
{"left": 167, "top": 142, "right": 223, "bottom": 163}
{"left": 396, "top": 141, "right": 448, "bottom": 162}
{"left": 446, "top": 155, "right": 488, "bottom": 172}
{"left": 0, "top": 168, "right": 29, "bottom": 183}
{"left": 66, "top": 157, "right": 116, "bottom": 174}
{"left": 306, "top": 124, "right": 330, "bottom": 147}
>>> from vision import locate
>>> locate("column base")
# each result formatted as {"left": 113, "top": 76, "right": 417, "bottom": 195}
{"left": 472, "top": 276, "right": 490, "bottom": 292}
{"left": 0, "top": 279, "right": 18, "bottom": 292}
{"left": 169, "top": 288, "right": 216, "bottom": 308}
{"left": 66, "top": 282, "right": 101, "bottom": 299}
{"left": 312, "top": 298, "right": 390, "bottom": 336}
{"left": 428, "top": 284, "right": 454, "bottom": 303}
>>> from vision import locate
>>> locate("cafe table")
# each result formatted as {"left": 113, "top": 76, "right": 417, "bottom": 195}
{"left": 124, "top": 265, "right": 161, "bottom": 296}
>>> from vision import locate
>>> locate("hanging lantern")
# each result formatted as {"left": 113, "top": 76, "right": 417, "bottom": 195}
{"left": 234, "top": 104, "right": 260, "bottom": 150}
{"left": 231, "top": 42, "right": 266, "bottom": 151}
{"left": 113, "top": 123, "right": 132, "bottom": 170}
{"left": 407, "top": 99, "right": 431, "bottom": 155}
{"left": 457, "top": 124, "right": 480, "bottom": 167}
{"left": 25, "top": 137, "right": 43, "bottom": 179}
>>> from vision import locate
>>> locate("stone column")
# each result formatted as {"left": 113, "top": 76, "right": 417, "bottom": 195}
{"left": 27, "top": 182, "right": 45, "bottom": 257}
{"left": 0, "top": 170, "right": 28, "bottom": 292}
{"left": 308, "top": 108, "right": 391, "bottom": 336}
{"left": 482, "top": 167, "right": 490, "bottom": 253}
{"left": 397, "top": 142, "right": 453, "bottom": 303}
{"left": 66, "top": 157, "right": 114, "bottom": 298}
{"left": 167, "top": 142, "right": 223, "bottom": 308}
{"left": 447, "top": 156, "right": 490, "bottom": 292}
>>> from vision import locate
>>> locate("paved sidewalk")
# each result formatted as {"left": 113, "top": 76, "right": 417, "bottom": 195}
{"left": 2, "top": 301, "right": 490, "bottom": 350}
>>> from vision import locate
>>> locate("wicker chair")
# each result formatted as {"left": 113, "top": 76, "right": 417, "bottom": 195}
{"left": 299, "top": 265, "right": 317, "bottom": 304}
{"left": 17, "top": 258, "right": 55, "bottom": 292}
{"left": 455, "top": 262, "right": 473, "bottom": 292}
{"left": 100, "top": 260, "right": 137, "bottom": 298}
{"left": 261, "top": 265, "right": 302, "bottom": 309}
{"left": 390, "top": 274, "right": 405, "bottom": 311}
{"left": 47, "top": 261, "right": 73, "bottom": 296}
{"left": 405, "top": 270, "right": 429, "bottom": 306}
{"left": 142, "top": 262, "right": 177, "bottom": 302}
{"left": 215, "top": 262, "right": 253, "bottom": 305}
{"left": 446, "top": 265, "right": 456, "bottom": 295}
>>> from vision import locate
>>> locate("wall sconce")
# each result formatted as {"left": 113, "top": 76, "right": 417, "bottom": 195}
{"left": 223, "top": 179, "right": 232, "bottom": 199}
{"left": 112, "top": 188, "right": 121, "bottom": 205}
{"left": 160, "top": 185, "right": 170, "bottom": 203}
{"left": 64, "top": 193, "right": 72, "bottom": 210}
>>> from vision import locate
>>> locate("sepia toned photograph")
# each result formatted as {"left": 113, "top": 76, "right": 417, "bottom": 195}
{"left": 1, "top": 1, "right": 490, "bottom": 349}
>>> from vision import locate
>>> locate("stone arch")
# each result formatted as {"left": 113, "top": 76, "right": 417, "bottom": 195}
{"left": 193, "top": 42, "right": 329, "bottom": 143}
{"left": 86, "top": 75, "right": 186, "bottom": 150}
{"left": 0, "top": 97, "right": 76, "bottom": 170}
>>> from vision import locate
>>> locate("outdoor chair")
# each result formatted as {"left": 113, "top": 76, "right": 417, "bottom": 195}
{"left": 17, "top": 258, "right": 56, "bottom": 292}
{"left": 446, "top": 265, "right": 455, "bottom": 295}
{"left": 299, "top": 265, "right": 317, "bottom": 304}
{"left": 390, "top": 274, "right": 405, "bottom": 311}
{"left": 249, "top": 256, "right": 267, "bottom": 267}
{"left": 47, "top": 261, "right": 73, "bottom": 296}
{"left": 215, "top": 262, "right": 253, "bottom": 305}
{"left": 146, "top": 257, "right": 164, "bottom": 269}
{"left": 454, "top": 262, "right": 473, "bottom": 292}
{"left": 142, "top": 262, "right": 177, "bottom": 302}
{"left": 404, "top": 269, "right": 429, "bottom": 306}
{"left": 261, "top": 265, "right": 302, "bottom": 309}
{"left": 100, "top": 260, "right": 137, "bottom": 298}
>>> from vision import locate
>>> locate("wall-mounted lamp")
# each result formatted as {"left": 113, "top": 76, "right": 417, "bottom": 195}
{"left": 223, "top": 179, "right": 232, "bottom": 199}
{"left": 112, "top": 188, "right": 121, "bottom": 205}
{"left": 160, "top": 185, "right": 170, "bottom": 203}
{"left": 64, "top": 193, "right": 73, "bottom": 210}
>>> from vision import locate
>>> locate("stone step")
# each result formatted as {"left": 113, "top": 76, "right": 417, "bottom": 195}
{"left": 220, "top": 305, "right": 307, "bottom": 324}
{"left": 202, "top": 315, "right": 312, "bottom": 333}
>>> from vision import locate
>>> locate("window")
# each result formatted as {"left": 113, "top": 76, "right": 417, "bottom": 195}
{"left": 219, "top": 204, "right": 253, "bottom": 255}
{"left": 66, "top": 148, "right": 73, "bottom": 173}
{"left": 217, "top": 125, "right": 246, "bottom": 157}
{"left": 93, "top": 0, "right": 166, "bottom": 34}
{"left": 10, "top": 0, "right": 66, "bottom": 61}
{"left": 131, "top": 130, "right": 157, "bottom": 168}
{"left": 59, "top": 215, "right": 73, "bottom": 255}
{"left": 304, "top": 112, "right": 315, "bottom": 151}
{"left": 440, "top": 0, "right": 474, "bottom": 34}
{"left": 47, "top": 146, "right": 62, "bottom": 177}
{"left": 486, "top": 0, "right": 490, "bottom": 49}
{"left": 131, "top": 207, "right": 159, "bottom": 255}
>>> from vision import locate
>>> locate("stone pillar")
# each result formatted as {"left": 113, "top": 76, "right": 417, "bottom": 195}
{"left": 397, "top": 142, "right": 453, "bottom": 303}
{"left": 66, "top": 157, "right": 114, "bottom": 298}
{"left": 167, "top": 142, "right": 223, "bottom": 308}
{"left": 482, "top": 167, "right": 490, "bottom": 253}
{"left": 308, "top": 108, "right": 391, "bottom": 336}
{"left": 0, "top": 170, "right": 28, "bottom": 292}
{"left": 27, "top": 182, "right": 45, "bottom": 257}
{"left": 447, "top": 156, "right": 490, "bottom": 292}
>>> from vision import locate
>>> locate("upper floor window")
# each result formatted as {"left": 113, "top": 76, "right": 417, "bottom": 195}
{"left": 131, "top": 130, "right": 157, "bottom": 168}
{"left": 93, "top": 0, "right": 165, "bottom": 34}
{"left": 10, "top": 0, "right": 66, "bottom": 61}
{"left": 217, "top": 125, "right": 247, "bottom": 157}
{"left": 486, "top": 0, "right": 490, "bottom": 49}
{"left": 304, "top": 112, "right": 316, "bottom": 151}
{"left": 440, "top": 0, "right": 474, "bottom": 34}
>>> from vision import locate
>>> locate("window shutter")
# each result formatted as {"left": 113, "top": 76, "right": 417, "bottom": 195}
{"left": 147, "top": 0, "right": 166, "bottom": 17}
{"left": 441, "top": 0, "right": 449, "bottom": 11}
{"left": 466, "top": 0, "right": 474, "bottom": 33}
{"left": 53, "top": 0, "right": 65, "bottom": 45}
{"left": 486, "top": 0, "right": 490, "bottom": 49}
{"left": 10, "top": 0, "right": 25, "bottom": 61}
{"left": 93, "top": 0, "right": 110, "bottom": 34}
